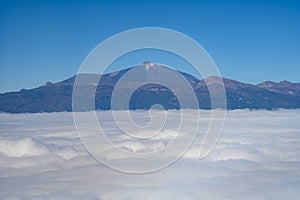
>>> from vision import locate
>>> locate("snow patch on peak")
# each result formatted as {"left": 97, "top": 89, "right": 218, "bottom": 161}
{"left": 144, "top": 61, "right": 155, "bottom": 71}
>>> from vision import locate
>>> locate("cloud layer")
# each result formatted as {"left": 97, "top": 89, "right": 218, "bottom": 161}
{"left": 0, "top": 110, "right": 299, "bottom": 199}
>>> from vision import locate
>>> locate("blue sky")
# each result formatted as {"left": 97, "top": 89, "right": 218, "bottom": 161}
{"left": 0, "top": 0, "right": 299, "bottom": 92}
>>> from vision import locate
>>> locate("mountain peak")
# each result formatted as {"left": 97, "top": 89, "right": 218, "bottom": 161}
{"left": 279, "top": 80, "right": 292, "bottom": 85}
{"left": 143, "top": 61, "right": 155, "bottom": 70}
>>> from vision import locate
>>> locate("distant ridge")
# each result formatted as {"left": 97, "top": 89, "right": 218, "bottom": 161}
{"left": 1, "top": 63, "right": 299, "bottom": 113}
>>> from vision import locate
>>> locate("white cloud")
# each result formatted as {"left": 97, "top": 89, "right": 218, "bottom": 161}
{"left": 0, "top": 110, "right": 299, "bottom": 199}
{"left": 0, "top": 137, "right": 48, "bottom": 158}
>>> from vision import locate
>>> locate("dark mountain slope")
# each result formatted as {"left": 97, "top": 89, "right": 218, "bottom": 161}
{"left": 0, "top": 64, "right": 299, "bottom": 113}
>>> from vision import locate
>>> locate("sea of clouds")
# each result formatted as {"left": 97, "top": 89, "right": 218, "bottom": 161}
{"left": 0, "top": 109, "right": 299, "bottom": 199}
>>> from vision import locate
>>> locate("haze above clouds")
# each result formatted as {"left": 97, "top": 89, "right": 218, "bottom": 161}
{"left": 0, "top": 110, "right": 300, "bottom": 199}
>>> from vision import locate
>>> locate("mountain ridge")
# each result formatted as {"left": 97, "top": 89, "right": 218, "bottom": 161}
{"left": 1, "top": 64, "right": 299, "bottom": 113}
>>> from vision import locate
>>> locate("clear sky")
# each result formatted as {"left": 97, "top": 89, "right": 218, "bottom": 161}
{"left": 0, "top": 0, "right": 299, "bottom": 93}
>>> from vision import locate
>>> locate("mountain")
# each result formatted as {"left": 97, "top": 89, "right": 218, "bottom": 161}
{"left": 195, "top": 77, "right": 300, "bottom": 110}
{"left": 257, "top": 80, "right": 300, "bottom": 96}
{"left": 0, "top": 63, "right": 299, "bottom": 113}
